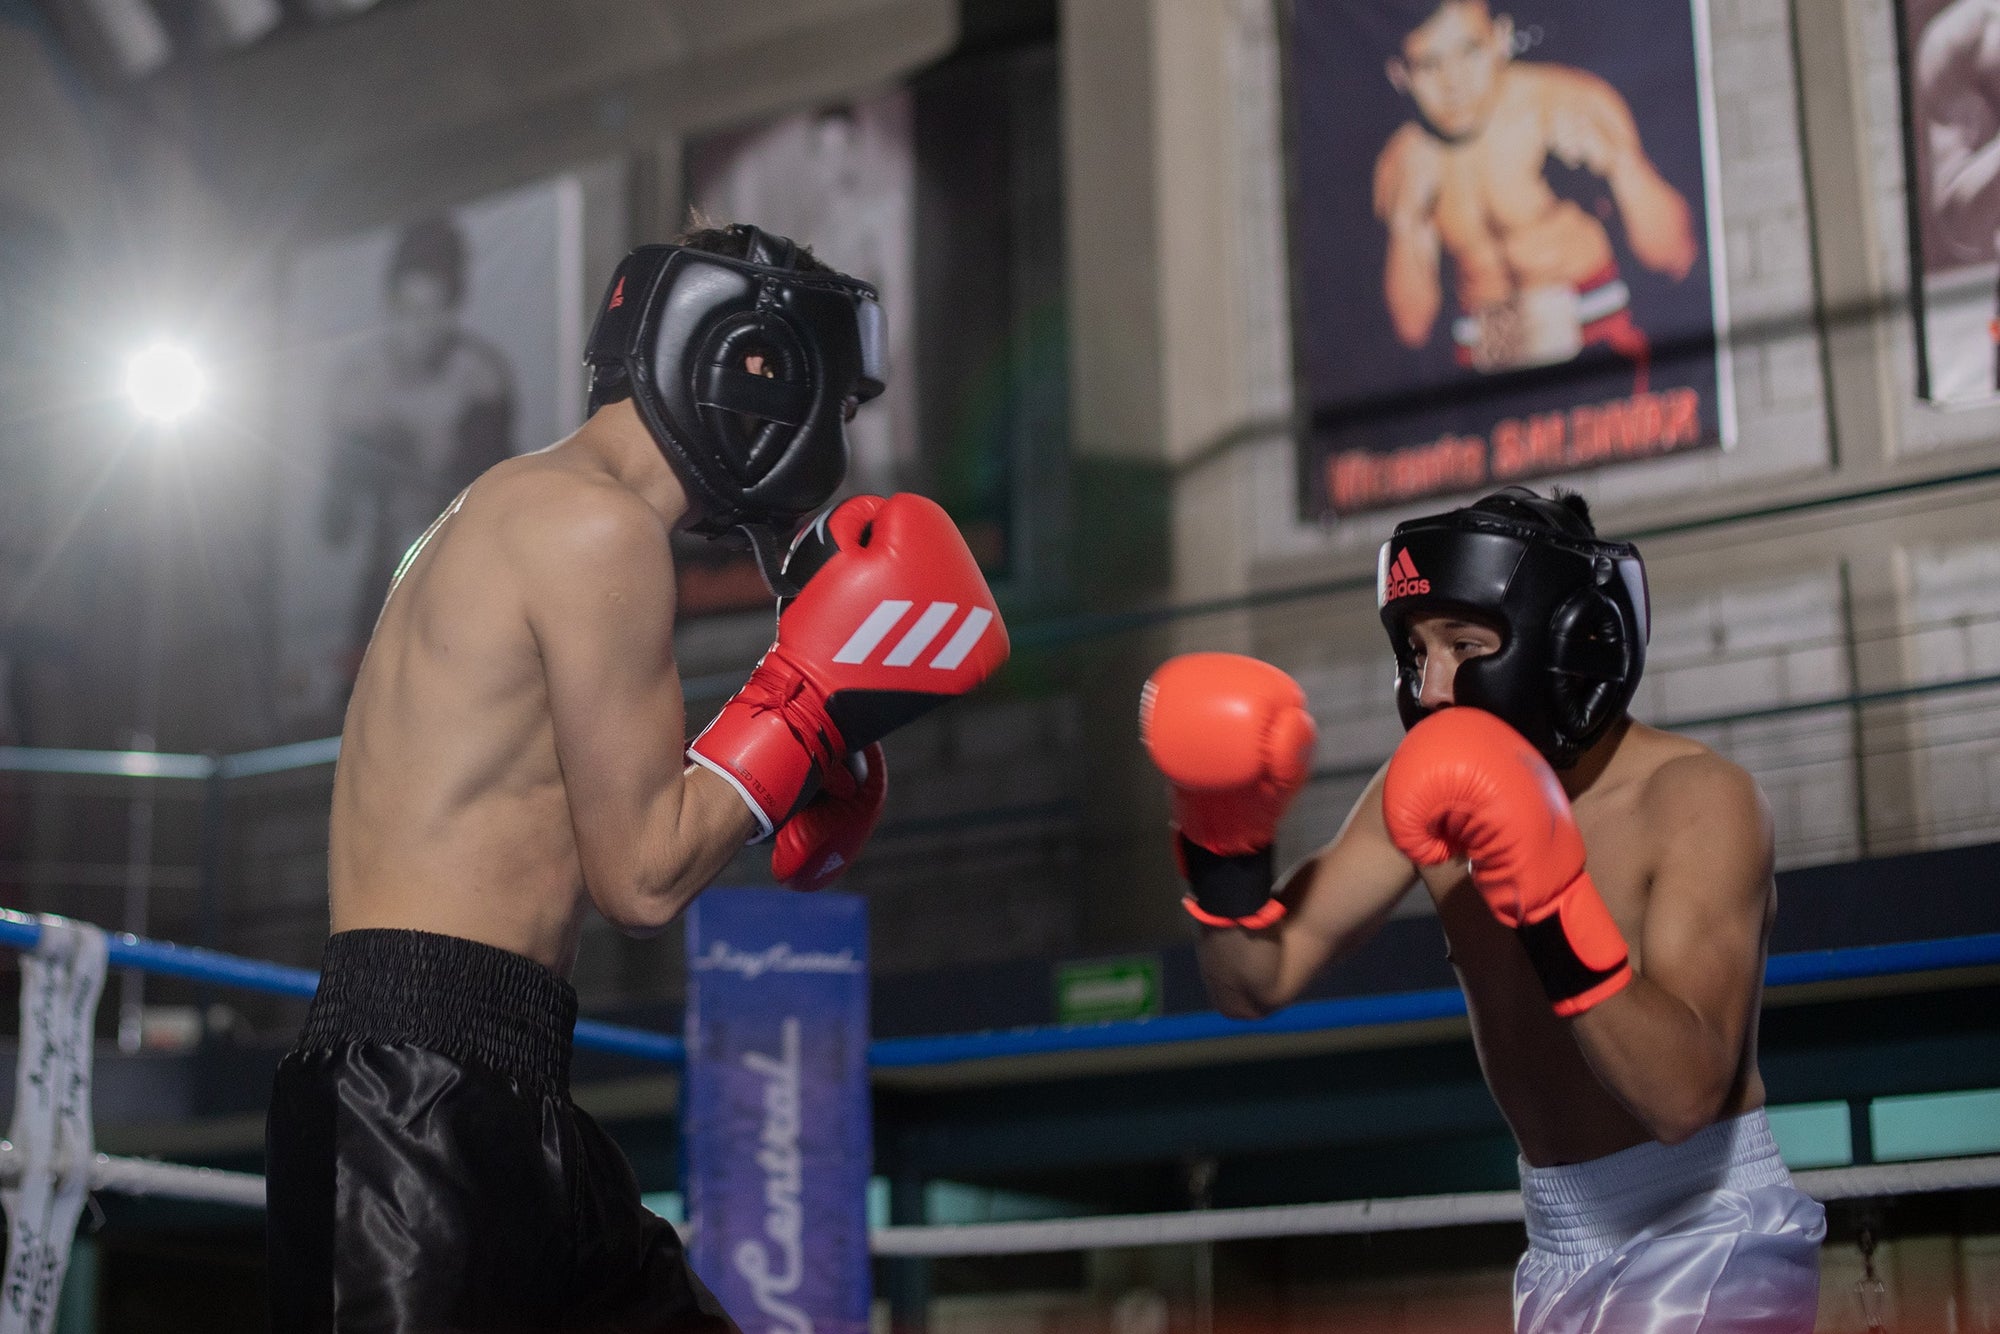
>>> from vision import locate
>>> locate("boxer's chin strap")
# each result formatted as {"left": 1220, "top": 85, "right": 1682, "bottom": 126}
{"left": 741, "top": 521, "right": 807, "bottom": 600}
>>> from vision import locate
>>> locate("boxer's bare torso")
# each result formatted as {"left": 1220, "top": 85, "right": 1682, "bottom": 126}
{"left": 1197, "top": 629, "right": 1773, "bottom": 1168}
{"left": 1372, "top": 2, "right": 1697, "bottom": 355}
{"left": 1378, "top": 66, "right": 1622, "bottom": 321}
{"left": 1415, "top": 721, "right": 1770, "bottom": 1164}
{"left": 328, "top": 398, "right": 753, "bottom": 972}
{"left": 1919, "top": 0, "right": 2000, "bottom": 258}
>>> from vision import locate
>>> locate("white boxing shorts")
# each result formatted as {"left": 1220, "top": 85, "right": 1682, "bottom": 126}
{"left": 1514, "top": 1109, "right": 1825, "bottom": 1333}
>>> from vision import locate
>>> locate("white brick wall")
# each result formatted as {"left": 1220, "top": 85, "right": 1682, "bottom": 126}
{"left": 1632, "top": 568, "right": 1861, "bottom": 867}
{"left": 1896, "top": 540, "right": 2000, "bottom": 849}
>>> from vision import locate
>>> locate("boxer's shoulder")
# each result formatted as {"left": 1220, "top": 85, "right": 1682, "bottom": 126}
{"left": 471, "top": 455, "right": 673, "bottom": 592}
{"left": 1377, "top": 120, "right": 1435, "bottom": 165}
{"left": 1626, "top": 730, "right": 1770, "bottom": 856}
{"left": 1517, "top": 60, "right": 1617, "bottom": 109}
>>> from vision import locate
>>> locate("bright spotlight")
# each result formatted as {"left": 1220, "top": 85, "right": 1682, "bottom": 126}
{"left": 123, "top": 343, "right": 208, "bottom": 424}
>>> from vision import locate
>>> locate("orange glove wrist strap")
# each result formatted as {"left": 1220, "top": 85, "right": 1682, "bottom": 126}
{"left": 1517, "top": 874, "right": 1632, "bottom": 1016}
{"left": 1182, "top": 894, "right": 1289, "bottom": 931}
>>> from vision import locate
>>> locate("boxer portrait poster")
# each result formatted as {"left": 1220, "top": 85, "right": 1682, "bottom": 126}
{"left": 275, "top": 174, "right": 585, "bottom": 735}
{"left": 681, "top": 90, "right": 918, "bottom": 616}
{"left": 1898, "top": 0, "right": 2000, "bottom": 405}
{"left": 1287, "top": 0, "right": 1733, "bottom": 517}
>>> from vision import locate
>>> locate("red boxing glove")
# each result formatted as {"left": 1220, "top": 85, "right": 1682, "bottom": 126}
{"left": 692, "top": 493, "right": 1009, "bottom": 839}
{"left": 1140, "top": 653, "right": 1317, "bottom": 928}
{"left": 1382, "top": 708, "right": 1632, "bottom": 1016}
{"left": 773, "top": 744, "right": 886, "bottom": 892}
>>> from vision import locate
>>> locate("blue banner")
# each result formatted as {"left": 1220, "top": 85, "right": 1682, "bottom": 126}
{"left": 684, "top": 888, "right": 872, "bottom": 1334}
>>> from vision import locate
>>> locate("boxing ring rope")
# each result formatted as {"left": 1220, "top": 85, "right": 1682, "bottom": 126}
{"left": 872, "top": 1158, "right": 2000, "bottom": 1257}
{"left": 4, "top": 745, "right": 2000, "bottom": 1284}
{"left": 1, "top": 909, "right": 1996, "bottom": 1204}
{"left": 0, "top": 1143, "right": 264, "bottom": 1211}
{"left": 0, "top": 909, "right": 685, "bottom": 1065}
{"left": 869, "top": 929, "right": 2000, "bottom": 1067}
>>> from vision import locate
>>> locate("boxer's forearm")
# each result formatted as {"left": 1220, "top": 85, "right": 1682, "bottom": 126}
{"left": 591, "top": 766, "right": 759, "bottom": 935}
{"left": 1934, "top": 133, "right": 2000, "bottom": 228}
{"left": 1609, "top": 160, "right": 1697, "bottom": 281}
{"left": 1384, "top": 226, "right": 1444, "bottom": 348}
{"left": 1567, "top": 972, "right": 1743, "bottom": 1144}
{"left": 1191, "top": 851, "right": 1401, "bottom": 1019}
{"left": 1194, "top": 927, "right": 1289, "bottom": 1019}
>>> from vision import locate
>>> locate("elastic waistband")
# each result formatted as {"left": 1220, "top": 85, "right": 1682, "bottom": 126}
{"left": 296, "top": 929, "right": 577, "bottom": 1096}
{"left": 1519, "top": 1110, "right": 1795, "bottom": 1263}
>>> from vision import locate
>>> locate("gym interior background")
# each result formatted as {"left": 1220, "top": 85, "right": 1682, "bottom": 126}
{"left": 2, "top": 0, "right": 1999, "bottom": 1329}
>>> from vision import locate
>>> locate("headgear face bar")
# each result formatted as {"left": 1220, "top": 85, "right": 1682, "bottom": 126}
{"left": 1377, "top": 489, "right": 1650, "bottom": 768}
{"left": 583, "top": 224, "right": 884, "bottom": 585}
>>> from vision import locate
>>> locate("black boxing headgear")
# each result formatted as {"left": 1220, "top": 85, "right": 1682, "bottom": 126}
{"left": 583, "top": 224, "right": 884, "bottom": 562}
{"left": 1376, "top": 488, "right": 1649, "bottom": 768}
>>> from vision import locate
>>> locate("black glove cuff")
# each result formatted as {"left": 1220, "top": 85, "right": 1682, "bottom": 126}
{"left": 1179, "top": 836, "right": 1277, "bottom": 920}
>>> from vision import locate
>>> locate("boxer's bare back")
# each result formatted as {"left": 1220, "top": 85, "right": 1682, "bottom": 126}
{"left": 326, "top": 398, "right": 753, "bottom": 973}
{"left": 1373, "top": 1, "right": 1697, "bottom": 352}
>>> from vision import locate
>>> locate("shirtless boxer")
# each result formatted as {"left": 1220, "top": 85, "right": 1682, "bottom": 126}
{"left": 321, "top": 214, "right": 514, "bottom": 696}
{"left": 1915, "top": 0, "right": 2000, "bottom": 387}
{"left": 1373, "top": 0, "right": 1698, "bottom": 385}
{"left": 265, "top": 224, "right": 1009, "bottom": 1332}
{"left": 1141, "top": 488, "right": 1824, "bottom": 1332}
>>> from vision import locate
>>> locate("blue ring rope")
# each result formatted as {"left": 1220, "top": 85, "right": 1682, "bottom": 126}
{"left": 870, "top": 931, "right": 2000, "bottom": 1068}
{"left": 0, "top": 910, "right": 685, "bottom": 1064}
{"left": 3, "top": 911, "right": 1996, "bottom": 1071}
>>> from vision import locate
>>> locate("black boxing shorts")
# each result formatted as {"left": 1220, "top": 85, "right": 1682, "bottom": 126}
{"left": 266, "top": 929, "right": 739, "bottom": 1334}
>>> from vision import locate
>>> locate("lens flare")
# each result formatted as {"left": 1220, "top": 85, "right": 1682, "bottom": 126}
{"left": 123, "top": 343, "right": 208, "bottom": 424}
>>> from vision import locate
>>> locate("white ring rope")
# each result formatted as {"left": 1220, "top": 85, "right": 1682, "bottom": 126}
{"left": 0, "top": 1144, "right": 264, "bottom": 1211}
{"left": 870, "top": 1154, "right": 2000, "bottom": 1258}
{"left": 0, "top": 1149, "right": 1988, "bottom": 1249}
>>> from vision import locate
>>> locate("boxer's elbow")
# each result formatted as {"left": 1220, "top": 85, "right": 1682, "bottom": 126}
{"left": 591, "top": 880, "right": 674, "bottom": 937}
{"left": 1390, "top": 310, "right": 1435, "bottom": 350}
{"left": 590, "top": 863, "right": 701, "bottom": 937}
{"left": 1214, "top": 989, "right": 1279, "bottom": 1022}
{"left": 1646, "top": 1071, "right": 1734, "bottom": 1146}
{"left": 1385, "top": 279, "right": 1439, "bottom": 349}
{"left": 1651, "top": 1105, "right": 1718, "bottom": 1148}
{"left": 1197, "top": 953, "right": 1287, "bottom": 1021}
{"left": 1645, "top": 231, "right": 1697, "bottom": 283}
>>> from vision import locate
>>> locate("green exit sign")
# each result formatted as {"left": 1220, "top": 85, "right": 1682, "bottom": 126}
{"left": 1056, "top": 956, "right": 1163, "bottom": 1025}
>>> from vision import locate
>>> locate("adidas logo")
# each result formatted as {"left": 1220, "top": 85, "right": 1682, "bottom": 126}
{"left": 1381, "top": 548, "right": 1431, "bottom": 601}
{"left": 832, "top": 600, "right": 995, "bottom": 670}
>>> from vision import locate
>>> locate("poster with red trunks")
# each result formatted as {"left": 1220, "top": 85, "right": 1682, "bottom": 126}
{"left": 1286, "top": 0, "right": 1733, "bottom": 517}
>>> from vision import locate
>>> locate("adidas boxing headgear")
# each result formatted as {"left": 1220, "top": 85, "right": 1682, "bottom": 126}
{"left": 583, "top": 224, "right": 884, "bottom": 562}
{"left": 1377, "top": 487, "right": 1649, "bottom": 768}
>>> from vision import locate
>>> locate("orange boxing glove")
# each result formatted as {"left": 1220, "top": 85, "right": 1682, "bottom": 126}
{"left": 1140, "top": 653, "right": 1317, "bottom": 928}
{"left": 1382, "top": 708, "right": 1631, "bottom": 1016}
{"left": 772, "top": 744, "right": 887, "bottom": 893}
